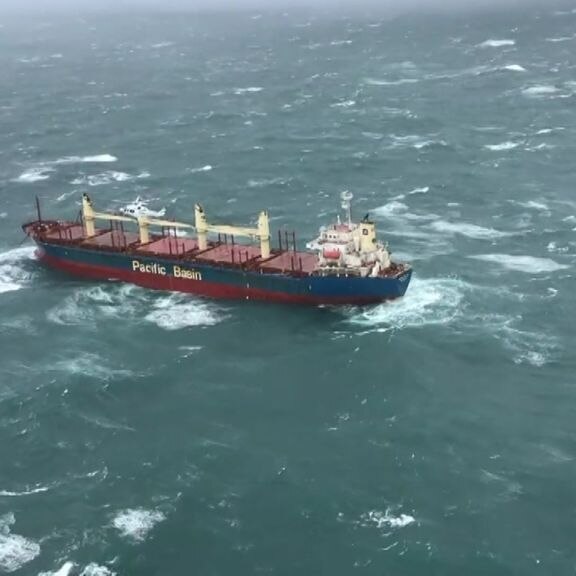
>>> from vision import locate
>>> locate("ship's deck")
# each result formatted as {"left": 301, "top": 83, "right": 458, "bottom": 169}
{"left": 28, "top": 220, "right": 318, "bottom": 276}
{"left": 24, "top": 219, "right": 410, "bottom": 279}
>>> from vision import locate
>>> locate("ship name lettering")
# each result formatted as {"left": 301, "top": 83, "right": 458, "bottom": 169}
{"left": 132, "top": 260, "right": 166, "bottom": 275}
{"left": 173, "top": 265, "right": 202, "bottom": 281}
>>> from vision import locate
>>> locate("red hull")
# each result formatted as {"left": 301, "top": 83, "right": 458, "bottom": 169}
{"left": 40, "top": 251, "right": 386, "bottom": 306}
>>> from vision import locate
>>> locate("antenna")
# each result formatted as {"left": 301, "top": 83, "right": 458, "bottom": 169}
{"left": 340, "top": 191, "right": 353, "bottom": 225}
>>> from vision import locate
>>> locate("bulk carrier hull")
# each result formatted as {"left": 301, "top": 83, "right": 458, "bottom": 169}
{"left": 33, "top": 239, "right": 411, "bottom": 305}
{"left": 22, "top": 193, "right": 412, "bottom": 306}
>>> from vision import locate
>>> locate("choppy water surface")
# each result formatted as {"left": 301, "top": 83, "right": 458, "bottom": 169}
{"left": 1, "top": 5, "right": 576, "bottom": 575}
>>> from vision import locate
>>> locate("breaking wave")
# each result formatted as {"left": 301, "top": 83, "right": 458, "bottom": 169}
{"left": 479, "top": 39, "right": 516, "bottom": 48}
{"left": 145, "top": 293, "right": 222, "bottom": 330}
{"left": 13, "top": 166, "right": 54, "bottom": 183}
{"left": 522, "top": 85, "right": 559, "bottom": 97}
{"left": 188, "top": 165, "right": 213, "bottom": 173}
{"left": 53, "top": 154, "right": 117, "bottom": 164}
{"left": 0, "top": 246, "right": 36, "bottom": 295}
{"left": 429, "top": 220, "right": 511, "bottom": 240}
{"left": 71, "top": 171, "right": 149, "bottom": 186}
{"left": 234, "top": 87, "right": 263, "bottom": 95}
{"left": 502, "top": 64, "right": 526, "bottom": 72}
{"left": 113, "top": 508, "right": 165, "bottom": 543}
{"left": 345, "top": 276, "right": 467, "bottom": 333}
{"left": 469, "top": 254, "right": 569, "bottom": 273}
{"left": 40, "top": 562, "right": 115, "bottom": 576}
{"left": 0, "top": 512, "right": 40, "bottom": 573}
{"left": 484, "top": 142, "right": 520, "bottom": 151}
{"left": 361, "top": 509, "right": 415, "bottom": 529}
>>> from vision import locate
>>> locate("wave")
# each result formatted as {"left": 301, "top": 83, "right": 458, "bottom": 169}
{"left": 53, "top": 154, "right": 117, "bottom": 164}
{"left": 362, "top": 509, "right": 415, "bottom": 529}
{"left": 522, "top": 85, "right": 559, "bottom": 97}
{"left": 0, "top": 485, "right": 51, "bottom": 497}
{"left": 479, "top": 39, "right": 516, "bottom": 48}
{"left": 0, "top": 512, "right": 40, "bottom": 573}
{"left": 408, "top": 186, "right": 429, "bottom": 195}
{"left": 345, "top": 276, "right": 467, "bottom": 333}
{"left": 113, "top": 508, "right": 165, "bottom": 542}
{"left": 13, "top": 166, "right": 55, "bottom": 183}
{"left": 188, "top": 165, "right": 213, "bottom": 173}
{"left": 364, "top": 78, "right": 419, "bottom": 86}
{"left": 40, "top": 562, "right": 115, "bottom": 576}
{"left": 330, "top": 100, "right": 355, "bottom": 108}
{"left": 484, "top": 141, "right": 520, "bottom": 151}
{"left": 470, "top": 254, "right": 569, "bottom": 273}
{"left": 144, "top": 294, "right": 222, "bottom": 330}
{"left": 0, "top": 246, "right": 36, "bottom": 295}
{"left": 71, "top": 171, "right": 149, "bottom": 187}
{"left": 39, "top": 561, "right": 75, "bottom": 576}
{"left": 502, "top": 64, "right": 526, "bottom": 72}
{"left": 429, "top": 220, "right": 510, "bottom": 240}
{"left": 546, "top": 36, "right": 575, "bottom": 43}
{"left": 516, "top": 200, "right": 549, "bottom": 211}
{"left": 46, "top": 285, "right": 146, "bottom": 326}
{"left": 51, "top": 352, "right": 134, "bottom": 381}
{"left": 234, "top": 87, "right": 263, "bottom": 95}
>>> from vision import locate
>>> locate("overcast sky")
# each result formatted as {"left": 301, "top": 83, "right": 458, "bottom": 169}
{"left": 0, "top": 0, "right": 567, "bottom": 13}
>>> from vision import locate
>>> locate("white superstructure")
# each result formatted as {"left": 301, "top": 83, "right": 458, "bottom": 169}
{"left": 306, "top": 192, "right": 392, "bottom": 277}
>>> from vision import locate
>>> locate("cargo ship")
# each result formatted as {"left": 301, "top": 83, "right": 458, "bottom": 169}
{"left": 22, "top": 192, "right": 412, "bottom": 305}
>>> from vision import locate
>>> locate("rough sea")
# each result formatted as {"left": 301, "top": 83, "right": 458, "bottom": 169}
{"left": 1, "top": 3, "right": 576, "bottom": 575}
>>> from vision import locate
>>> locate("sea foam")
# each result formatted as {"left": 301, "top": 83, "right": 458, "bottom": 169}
{"left": 362, "top": 509, "right": 415, "bottom": 529}
{"left": 113, "top": 508, "right": 165, "bottom": 543}
{"left": 0, "top": 513, "right": 40, "bottom": 573}
{"left": 346, "top": 276, "right": 467, "bottom": 333}
{"left": 0, "top": 246, "right": 36, "bottom": 295}
{"left": 145, "top": 294, "right": 222, "bottom": 330}
{"left": 429, "top": 220, "right": 510, "bottom": 240}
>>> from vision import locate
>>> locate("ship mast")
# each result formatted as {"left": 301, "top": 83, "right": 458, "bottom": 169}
{"left": 341, "top": 191, "right": 353, "bottom": 226}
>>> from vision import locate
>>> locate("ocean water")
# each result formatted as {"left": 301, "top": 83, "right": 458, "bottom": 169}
{"left": 1, "top": 4, "right": 576, "bottom": 575}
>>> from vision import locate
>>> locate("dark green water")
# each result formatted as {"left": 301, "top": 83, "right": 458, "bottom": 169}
{"left": 1, "top": 5, "right": 576, "bottom": 575}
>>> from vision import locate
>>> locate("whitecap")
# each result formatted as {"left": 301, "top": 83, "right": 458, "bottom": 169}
{"left": 0, "top": 246, "right": 36, "bottom": 295}
{"left": 364, "top": 78, "right": 419, "bottom": 86}
{"left": 53, "top": 154, "right": 117, "bottom": 164}
{"left": 429, "top": 220, "right": 510, "bottom": 240}
{"left": 0, "top": 213, "right": 6, "bottom": 219}
{"left": 113, "top": 508, "right": 165, "bottom": 543}
{"left": 516, "top": 200, "right": 549, "bottom": 211}
{"left": 330, "top": 100, "right": 355, "bottom": 108}
{"left": 13, "top": 166, "right": 54, "bottom": 183}
{"left": 362, "top": 509, "right": 415, "bottom": 529}
{"left": 522, "top": 85, "right": 559, "bottom": 97}
{"left": 502, "top": 64, "right": 526, "bottom": 72}
{"left": 479, "top": 39, "right": 516, "bottom": 48}
{"left": 484, "top": 142, "right": 520, "bottom": 151}
{"left": 546, "top": 36, "right": 575, "bottom": 43}
{"left": 145, "top": 294, "right": 221, "bottom": 330}
{"left": 188, "top": 165, "right": 213, "bottom": 173}
{"left": 330, "top": 40, "right": 353, "bottom": 46}
{"left": 470, "top": 254, "right": 568, "bottom": 273}
{"left": 39, "top": 561, "right": 75, "bottom": 576}
{"left": 233, "top": 87, "right": 263, "bottom": 95}
{"left": 0, "top": 513, "right": 40, "bottom": 573}
{"left": 408, "top": 186, "right": 429, "bottom": 195}
{"left": 46, "top": 285, "right": 146, "bottom": 326}
{"left": 72, "top": 171, "right": 148, "bottom": 186}
{"left": 346, "top": 276, "right": 467, "bottom": 333}
{"left": 372, "top": 200, "right": 408, "bottom": 217}
{"left": 79, "top": 564, "right": 116, "bottom": 576}
{"left": 0, "top": 485, "right": 51, "bottom": 497}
